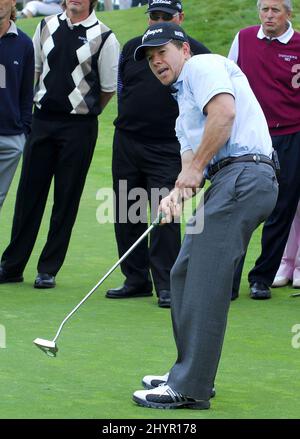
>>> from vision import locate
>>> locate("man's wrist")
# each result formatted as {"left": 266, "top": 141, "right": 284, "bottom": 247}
{"left": 191, "top": 158, "right": 204, "bottom": 174}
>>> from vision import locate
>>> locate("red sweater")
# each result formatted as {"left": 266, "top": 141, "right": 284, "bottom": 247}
{"left": 237, "top": 25, "right": 300, "bottom": 136}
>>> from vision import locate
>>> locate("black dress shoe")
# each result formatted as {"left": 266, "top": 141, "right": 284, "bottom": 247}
{"left": 105, "top": 284, "right": 153, "bottom": 299}
{"left": 158, "top": 290, "right": 171, "bottom": 308}
{"left": 249, "top": 281, "right": 271, "bottom": 300}
{"left": 0, "top": 266, "right": 23, "bottom": 284}
{"left": 34, "top": 273, "right": 56, "bottom": 289}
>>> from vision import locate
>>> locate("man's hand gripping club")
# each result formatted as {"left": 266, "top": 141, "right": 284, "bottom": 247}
{"left": 159, "top": 153, "right": 204, "bottom": 224}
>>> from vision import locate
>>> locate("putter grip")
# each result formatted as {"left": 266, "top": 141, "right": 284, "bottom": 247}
{"left": 153, "top": 212, "right": 165, "bottom": 226}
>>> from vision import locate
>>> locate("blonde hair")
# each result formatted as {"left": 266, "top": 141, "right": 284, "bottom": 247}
{"left": 89, "top": 0, "right": 98, "bottom": 12}
{"left": 10, "top": 5, "right": 17, "bottom": 22}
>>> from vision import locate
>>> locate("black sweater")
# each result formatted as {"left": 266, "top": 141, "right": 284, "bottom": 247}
{"left": 0, "top": 27, "right": 34, "bottom": 135}
{"left": 114, "top": 35, "right": 210, "bottom": 142}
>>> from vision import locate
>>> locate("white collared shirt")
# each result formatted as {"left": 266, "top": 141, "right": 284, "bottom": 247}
{"left": 60, "top": 10, "right": 98, "bottom": 29}
{"left": 228, "top": 21, "right": 294, "bottom": 62}
{"left": 5, "top": 20, "right": 18, "bottom": 36}
{"left": 173, "top": 54, "right": 272, "bottom": 173}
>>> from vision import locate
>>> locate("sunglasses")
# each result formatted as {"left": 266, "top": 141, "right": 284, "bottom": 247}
{"left": 149, "top": 12, "right": 179, "bottom": 21}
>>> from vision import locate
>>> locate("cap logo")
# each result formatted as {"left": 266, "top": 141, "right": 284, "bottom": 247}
{"left": 150, "top": 0, "right": 172, "bottom": 4}
{"left": 142, "top": 28, "right": 163, "bottom": 43}
{"left": 174, "top": 31, "right": 184, "bottom": 38}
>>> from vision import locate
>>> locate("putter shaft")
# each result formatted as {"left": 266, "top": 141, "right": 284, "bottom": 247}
{"left": 52, "top": 216, "right": 162, "bottom": 343}
{"left": 34, "top": 214, "right": 163, "bottom": 355}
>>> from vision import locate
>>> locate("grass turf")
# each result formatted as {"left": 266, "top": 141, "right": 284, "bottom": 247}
{"left": 0, "top": 1, "right": 300, "bottom": 419}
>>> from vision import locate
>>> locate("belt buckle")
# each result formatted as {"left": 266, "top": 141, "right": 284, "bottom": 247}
{"left": 208, "top": 162, "right": 219, "bottom": 177}
{"left": 216, "top": 161, "right": 222, "bottom": 172}
{"left": 253, "top": 154, "right": 260, "bottom": 164}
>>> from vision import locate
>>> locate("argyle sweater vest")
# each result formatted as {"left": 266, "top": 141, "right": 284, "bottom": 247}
{"left": 34, "top": 14, "right": 112, "bottom": 117}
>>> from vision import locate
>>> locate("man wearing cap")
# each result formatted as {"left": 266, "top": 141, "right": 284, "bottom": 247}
{"left": 105, "top": 0, "right": 210, "bottom": 308}
{"left": 131, "top": 22, "right": 278, "bottom": 409}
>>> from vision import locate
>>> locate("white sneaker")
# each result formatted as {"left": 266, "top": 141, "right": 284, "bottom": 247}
{"left": 272, "top": 276, "right": 290, "bottom": 287}
{"left": 292, "top": 278, "right": 300, "bottom": 288}
{"left": 133, "top": 385, "right": 210, "bottom": 410}
{"left": 142, "top": 372, "right": 169, "bottom": 389}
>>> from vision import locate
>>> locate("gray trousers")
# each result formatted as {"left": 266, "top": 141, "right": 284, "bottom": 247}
{"left": 0, "top": 134, "right": 25, "bottom": 210}
{"left": 167, "top": 162, "right": 278, "bottom": 400}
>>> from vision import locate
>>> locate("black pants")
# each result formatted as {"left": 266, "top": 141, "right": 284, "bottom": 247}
{"left": 1, "top": 116, "right": 98, "bottom": 276}
{"left": 112, "top": 128, "right": 181, "bottom": 294}
{"left": 233, "top": 131, "right": 300, "bottom": 291}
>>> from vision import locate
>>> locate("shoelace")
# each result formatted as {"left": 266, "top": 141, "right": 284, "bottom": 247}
{"left": 155, "top": 373, "right": 169, "bottom": 387}
{"left": 155, "top": 385, "right": 185, "bottom": 402}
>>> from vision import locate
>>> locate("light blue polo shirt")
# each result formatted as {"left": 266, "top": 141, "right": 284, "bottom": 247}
{"left": 173, "top": 54, "right": 273, "bottom": 174}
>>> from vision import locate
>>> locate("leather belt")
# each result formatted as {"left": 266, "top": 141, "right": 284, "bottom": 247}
{"left": 207, "top": 154, "right": 276, "bottom": 179}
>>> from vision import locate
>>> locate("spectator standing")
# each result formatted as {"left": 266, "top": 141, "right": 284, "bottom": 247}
{"left": 0, "top": 0, "right": 120, "bottom": 288}
{"left": 0, "top": 0, "right": 34, "bottom": 212}
{"left": 228, "top": 0, "right": 300, "bottom": 299}
{"left": 105, "top": 0, "right": 210, "bottom": 307}
{"left": 272, "top": 201, "right": 300, "bottom": 288}
{"left": 132, "top": 22, "right": 278, "bottom": 410}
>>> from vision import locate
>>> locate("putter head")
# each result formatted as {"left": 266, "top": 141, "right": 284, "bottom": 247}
{"left": 33, "top": 338, "right": 58, "bottom": 357}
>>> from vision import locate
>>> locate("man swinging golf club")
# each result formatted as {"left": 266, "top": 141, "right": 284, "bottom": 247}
{"left": 131, "top": 22, "right": 278, "bottom": 410}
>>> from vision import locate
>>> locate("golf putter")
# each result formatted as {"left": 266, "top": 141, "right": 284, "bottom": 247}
{"left": 33, "top": 213, "right": 164, "bottom": 357}
{"left": 290, "top": 292, "right": 300, "bottom": 297}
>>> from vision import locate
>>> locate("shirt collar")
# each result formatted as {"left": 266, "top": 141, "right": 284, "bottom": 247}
{"left": 257, "top": 21, "right": 294, "bottom": 44}
{"left": 6, "top": 20, "right": 18, "bottom": 36}
{"left": 60, "top": 10, "right": 98, "bottom": 28}
{"left": 174, "top": 61, "right": 188, "bottom": 91}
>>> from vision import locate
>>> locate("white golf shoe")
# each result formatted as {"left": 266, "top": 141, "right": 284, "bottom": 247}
{"left": 133, "top": 385, "right": 210, "bottom": 410}
{"left": 292, "top": 278, "right": 300, "bottom": 288}
{"left": 142, "top": 372, "right": 169, "bottom": 389}
{"left": 272, "top": 276, "right": 290, "bottom": 287}
{"left": 142, "top": 372, "right": 216, "bottom": 397}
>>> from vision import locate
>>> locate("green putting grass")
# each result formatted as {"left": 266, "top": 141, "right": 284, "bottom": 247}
{"left": 0, "top": 1, "right": 300, "bottom": 419}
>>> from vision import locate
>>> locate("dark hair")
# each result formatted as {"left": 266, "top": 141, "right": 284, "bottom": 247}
{"left": 171, "top": 39, "right": 193, "bottom": 55}
{"left": 171, "top": 40, "right": 184, "bottom": 49}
